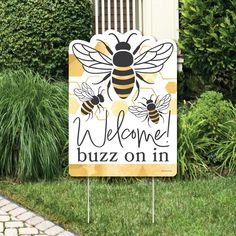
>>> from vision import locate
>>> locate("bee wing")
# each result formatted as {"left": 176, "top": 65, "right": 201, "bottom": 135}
{"left": 133, "top": 43, "right": 173, "bottom": 74}
{"left": 72, "top": 43, "right": 113, "bottom": 74}
{"left": 74, "top": 88, "right": 91, "bottom": 102}
{"left": 128, "top": 106, "right": 148, "bottom": 118}
{"left": 81, "top": 82, "right": 95, "bottom": 97}
{"left": 156, "top": 94, "right": 171, "bottom": 112}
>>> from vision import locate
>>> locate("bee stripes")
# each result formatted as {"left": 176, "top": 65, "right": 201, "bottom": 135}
{"left": 149, "top": 109, "right": 160, "bottom": 124}
{"left": 112, "top": 66, "right": 135, "bottom": 99}
{"left": 81, "top": 100, "right": 94, "bottom": 115}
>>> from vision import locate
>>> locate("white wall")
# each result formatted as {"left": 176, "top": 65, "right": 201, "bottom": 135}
{"left": 142, "top": 0, "right": 179, "bottom": 41}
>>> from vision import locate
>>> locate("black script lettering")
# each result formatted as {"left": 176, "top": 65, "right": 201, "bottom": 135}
{"left": 74, "top": 110, "right": 169, "bottom": 149}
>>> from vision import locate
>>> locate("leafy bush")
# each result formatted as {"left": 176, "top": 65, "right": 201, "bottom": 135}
{"left": 178, "top": 108, "right": 209, "bottom": 179}
{"left": 211, "top": 105, "right": 236, "bottom": 174}
{"left": 0, "top": 70, "right": 68, "bottom": 180}
{"left": 178, "top": 71, "right": 205, "bottom": 101}
{"left": 180, "top": 0, "right": 236, "bottom": 98}
{"left": 178, "top": 91, "right": 236, "bottom": 179}
{"left": 190, "top": 91, "right": 233, "bottom": 141}
{"left": 0, "top": 0, "right": 92, "bottom": 79}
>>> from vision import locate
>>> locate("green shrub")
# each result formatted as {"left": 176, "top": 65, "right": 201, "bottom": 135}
{"left": 177, "top": 108, "right": 209, "bottom": 179}
{"left": 189, "top": 91, "right": 236, "bottom": 167}
{"left": 0, "top": 70, "right": 68, "bottom": 180}
{"left": 190, "top": 91, "right": 233, "bottom": 140}
{"left": 0, "top": 0, "right": 92, "bottom": 79}
{"left": 180, "top": 0, "right": 236, "bottom": 98}
{"left": 178, "top": 70, "right": 205, "bottom": 101}
{"left": 177, "top": 91, "right": 236, "bottom": 179}
{"left": 211, "top": 104, "right": 236, "bottom": 174}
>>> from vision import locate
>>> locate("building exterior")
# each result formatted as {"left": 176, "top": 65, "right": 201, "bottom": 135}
{"left": 93, "top": 0, "right": 183, "bottom": 70}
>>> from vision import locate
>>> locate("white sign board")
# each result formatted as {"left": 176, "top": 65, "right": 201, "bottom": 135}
{"left": 69, "top": 30, "right": 177, "bottom": 176}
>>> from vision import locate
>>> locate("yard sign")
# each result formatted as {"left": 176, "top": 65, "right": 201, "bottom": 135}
{"left": 69, "top": 30, "right": 177, "bottom": 177}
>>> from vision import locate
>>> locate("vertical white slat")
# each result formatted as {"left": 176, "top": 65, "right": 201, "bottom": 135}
{"left": 120, "top": 0, "right": 124, "bottom": 33}
{"left": 142, "top": 0, "right": 152, "bottom": 36}
{"left": 132, "top": 0, "right": 136, "bottom": 29}
{"left": 126, "top": 0, "right": 130, "bottom": 31}
{"left": 138, "top": 0, "right": 142, "bottom": 32}
{"left": 95, "top": 0, "right": 99, "bottom": 34}
{"left": 101, "top": 0, "right": 105, "bottom": 33}
{"left": 114, "top": 0, "right": 117, "bottom": 30}
{"left": 175, "top": 0, "right": 179, "bottom": 41}
{"left": 108, "top": 0, "right": 111, "bottom": 30}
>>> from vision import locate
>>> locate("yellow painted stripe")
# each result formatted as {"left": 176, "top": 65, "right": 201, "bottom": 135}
{"left": 149, "top": 110, "right": 157, "bottom": 115}
{"left": 149, "top": 114, "right": 158, "bottom": 119}
{"left": 115, "top": 66, "right": 131, "bottom": 71}
{"left": 82, "top": 105, "right": 91, "bottom": 114}
{"left": 85, "top": 101, "right": 94, "bottom": 109}
{"left": 118, "top": 94, "right": 130, "bottom": 98}
{"left": 113, "top": 74, "right": 134, "bottom": 80}
{"left": 151, "top": 117, "right": 160, "bottom": 123}
{"left": 149, "top": 108, "right": 156, "bottom": 112}
{"left": 113, "top": 83, "right": 134, "bottom": 89}
{"left": 69, "top": 164, "right": 177, "bottom": 177}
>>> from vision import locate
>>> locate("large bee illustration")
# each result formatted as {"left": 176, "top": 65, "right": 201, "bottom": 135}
{"left": 74, "top": 82, "right": 104, "bottom": 120}
{"left": 128, "top": 94, "right": 171, "bottom": 125}
{"left": 72, "top": 31, "right": 173, "bottom": 100}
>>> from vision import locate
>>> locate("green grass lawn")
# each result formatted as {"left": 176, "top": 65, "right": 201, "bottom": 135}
{"left": 0, "top": 177, "right": 236, "bottom": 236}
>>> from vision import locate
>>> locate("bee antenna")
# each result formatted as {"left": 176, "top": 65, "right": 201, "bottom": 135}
{"left": 101, "top": 89, "right": 105, "bottom": 95}
{"left": 150, "top": 94, "right": 154, "bottom": 100}
{"left": 126, "top": 33, "right": 137, "bottom": 43}
{"left": 142, "top": 97, "right": 148, "bottom": 101}
{"left": 109, "top": 33, "right": 120, "bottom": 43}
{"left": 133, "top": 39, "right": 149, "bottom": 55}
{"left": 98, "top": 86, "right": 102, "bottom": 94}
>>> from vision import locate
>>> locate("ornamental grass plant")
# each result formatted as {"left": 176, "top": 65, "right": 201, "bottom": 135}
{"left": 0, "top": 70, "right": 67, "bottom": 180}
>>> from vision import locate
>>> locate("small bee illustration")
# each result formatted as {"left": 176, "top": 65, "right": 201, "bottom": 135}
{"left": 128, "top": 94, "right": 171, "bottom": 126}
{"left": 74, "top": 82, "right": 104, "bottom": 120}
{"left": 72, "top": 31, "right": 173, "bottom": 100}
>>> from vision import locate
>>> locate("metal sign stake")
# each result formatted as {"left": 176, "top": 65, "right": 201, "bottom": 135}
{"left": 152, "top": 177, "right": 155, "bottom": 224}
{"left": 87, "top": 177, "right": 90, "bottom": 223}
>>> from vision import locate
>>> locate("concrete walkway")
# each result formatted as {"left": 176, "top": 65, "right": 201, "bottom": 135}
{"left": 0, "top": 195, "right": 77, "bottom": 236}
